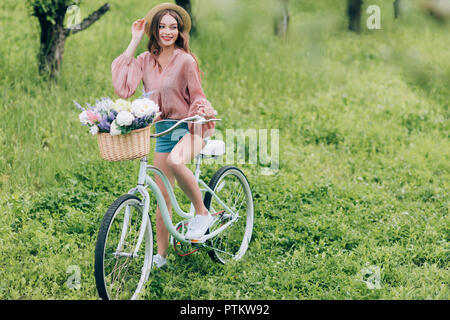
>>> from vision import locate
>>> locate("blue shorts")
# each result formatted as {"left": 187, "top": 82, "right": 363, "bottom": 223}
{"left": 154, "top": 119, "right": 189, "bottom": 153}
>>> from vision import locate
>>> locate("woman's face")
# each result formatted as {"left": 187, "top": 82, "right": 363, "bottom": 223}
{"left": 158, "top": 14, "right": 179, "bottom": 48}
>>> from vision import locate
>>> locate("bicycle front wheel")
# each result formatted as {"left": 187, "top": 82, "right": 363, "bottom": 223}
{"left": 94, "top": 194, "right": 153, "bottom": 300}
{"left": 203, "top": 166, "right": 254, "bottom": 264}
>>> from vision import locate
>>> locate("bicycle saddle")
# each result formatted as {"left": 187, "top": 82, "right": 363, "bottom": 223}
{"left": 200, "top": 139, "right": 225, "bottom": 157}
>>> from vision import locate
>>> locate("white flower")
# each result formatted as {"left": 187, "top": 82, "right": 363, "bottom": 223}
{"left": 131, "top": 98, "right": 159, "bottom": 117}
{"left": 111, "top": 99, "right": 132, "bottom": 112}
{"left": 110, "top": 120, "right": 121, "bottom": 136}
{"left": 116, "top": 110, "right": 135, "bottom": 126}
{"left": 95, "top": 97, "right": 113, "bottom": 113}
{"left": 89, "top": 125, "right": 99, "bottom": 135}
{"left": 79, "top": 110, "right": 89, "bottom": 125}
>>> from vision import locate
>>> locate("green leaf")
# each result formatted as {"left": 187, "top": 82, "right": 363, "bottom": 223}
{"left": 120, "top": 126, "right": 132, "bottom": 135}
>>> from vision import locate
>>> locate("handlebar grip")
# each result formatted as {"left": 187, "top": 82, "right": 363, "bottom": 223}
{"left": 150, "top": 116, "right": 221, "bottom": 138}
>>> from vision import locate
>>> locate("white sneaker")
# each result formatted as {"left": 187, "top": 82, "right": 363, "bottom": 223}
{"left": 152, "top": 254, "right": 167, "bottom": 268}
{"left": 184, "top": 214, "right": 214, "bottom": 240}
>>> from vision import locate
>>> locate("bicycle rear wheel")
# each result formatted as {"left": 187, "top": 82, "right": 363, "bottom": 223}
{"left": 203, "top": 166, "right": 254, "bottom": 264}
{"left": 94, "top": 194, "right": 153, "bottom": 300}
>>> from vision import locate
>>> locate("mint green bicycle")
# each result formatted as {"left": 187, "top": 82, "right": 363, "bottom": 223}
{"left": 94, "top": 115, "right": 254, "bottom": 300}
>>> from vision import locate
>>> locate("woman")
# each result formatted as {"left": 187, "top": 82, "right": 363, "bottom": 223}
{"left": 111, "top": 3, "right": 217, "bottom": 268}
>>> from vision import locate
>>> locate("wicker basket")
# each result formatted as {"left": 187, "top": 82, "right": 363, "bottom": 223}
{"left": 97, "top": 125, "right": 151, "bottom": 161}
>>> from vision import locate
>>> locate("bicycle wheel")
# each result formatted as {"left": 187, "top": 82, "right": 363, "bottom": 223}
{"left": 95, "top": 194, "right": 153, "bottom": 300}
{"left": 203, "top": 166, "right": 254, "bottom": 264}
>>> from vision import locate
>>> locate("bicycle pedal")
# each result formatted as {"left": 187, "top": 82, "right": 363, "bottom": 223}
{"left": 189, "top": 239, "right": 206, "bottom": 245}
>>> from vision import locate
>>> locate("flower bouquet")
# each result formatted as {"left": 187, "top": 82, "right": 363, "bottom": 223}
{"left": 75, "top": 95, "right": 160, "bottom": 161}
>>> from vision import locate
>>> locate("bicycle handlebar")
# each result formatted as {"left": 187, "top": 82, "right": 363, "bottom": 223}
{"left": 150, "top": 115, "right": 221, "bottom": 138}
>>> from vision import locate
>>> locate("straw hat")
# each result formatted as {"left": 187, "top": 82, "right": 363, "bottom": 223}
{"left": 144, "top": 2, "right": 191, "bottom": 37}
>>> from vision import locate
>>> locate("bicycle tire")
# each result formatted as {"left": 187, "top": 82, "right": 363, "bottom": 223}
{"left": 203, "top": 166, "right": 254, "bottom": 264}
{"left": 94, "top": 194, "right": 153, "bottom": 300}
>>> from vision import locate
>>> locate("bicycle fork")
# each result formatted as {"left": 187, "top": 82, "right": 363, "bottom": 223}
{"left": 113, "top": 157, "right": 151, "bottom": 259}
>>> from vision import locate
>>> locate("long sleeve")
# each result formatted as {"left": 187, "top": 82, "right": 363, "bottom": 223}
{"left": 185, "top": 58, "right": 216, "bottom": 137}
{"left": 111, "top": 52, "right": 146, "bottom": 99}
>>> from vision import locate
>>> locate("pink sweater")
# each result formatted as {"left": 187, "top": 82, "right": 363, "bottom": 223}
{"left": 111, "top": 48, "right": 215, "bottom": 136}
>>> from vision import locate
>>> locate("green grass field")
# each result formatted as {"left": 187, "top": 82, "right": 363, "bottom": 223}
{"left": 0, "top": 0, "right": 448, "bottom": 299}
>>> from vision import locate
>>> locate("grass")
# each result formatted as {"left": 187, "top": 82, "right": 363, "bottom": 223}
{"left": 0, "top": 0, "right": 448, "bottom": 299}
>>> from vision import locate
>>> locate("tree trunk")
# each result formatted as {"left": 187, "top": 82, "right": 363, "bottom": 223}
{"left": 35, "top": 4, "right": 68, "bottom": 79}
{"left": 347, "top": 0, "right": 363, "bottom": 32}
{"left": 274, "top": 0, "right": 289, "bottom": 38}
{"left": 175, "top": 0, "right": 196, "bottom": 35}
{"left": 394, "top": 0, "right": 401, "bottom": 19}
{"left": 37, "top": 20, "right": 67, "bottom": 79}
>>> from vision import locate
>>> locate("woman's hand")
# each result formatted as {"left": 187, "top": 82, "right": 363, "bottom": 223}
{"left": 197, "top": 104, "right": 217, "bottom": 120}
{"left": 131, "top": 19, "right": 146, "bottom": 43}
{"left": 189, "top": 102, "right": 216, "bottom": 138}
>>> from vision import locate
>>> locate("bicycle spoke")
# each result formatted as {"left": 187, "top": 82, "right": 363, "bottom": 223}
{"left": 203, "top": 243, "right": 234, "bottom": 257}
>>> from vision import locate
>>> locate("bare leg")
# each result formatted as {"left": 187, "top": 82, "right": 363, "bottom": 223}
{"left": 167, "top": 132, "right": 209, "bottom": 216}
{"left": 153, "top": 152, "right": 176, "bottom": 258}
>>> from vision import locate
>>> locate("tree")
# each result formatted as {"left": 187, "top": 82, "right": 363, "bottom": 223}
{"left": 347, "top": 0, "right": 363, "bottom": 32}
{"left": 175, "top": 0, "right": 197, "bottom": 35}
{"left": 394, "top": 0, "right": 401, "bottom": 19}
{"left": 27, "top": 0, "right": 110, "bottom": 80}
{"left": 274, "top": 0, "right": 289, "bottom": 38}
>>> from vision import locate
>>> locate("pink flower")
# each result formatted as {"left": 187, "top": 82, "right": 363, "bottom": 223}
{"left": 86, "top": 110, "right": 101, "bottom": 124}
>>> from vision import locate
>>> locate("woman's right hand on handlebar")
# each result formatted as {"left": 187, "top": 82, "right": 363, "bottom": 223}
{"left": 131, "top": 19, "right": 146, "bottom": 43}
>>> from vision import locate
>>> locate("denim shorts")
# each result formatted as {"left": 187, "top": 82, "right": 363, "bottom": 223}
{"left": 154, "top": 119, "right": 189, "bottom": 153}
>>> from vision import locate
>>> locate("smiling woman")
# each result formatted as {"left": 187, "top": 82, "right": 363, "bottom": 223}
{"left": 159, "top": 17, "right": 178, "bottom": 46}
{"left": 156, "top": 15, "right": 180, "bottom": 68}
{"left": 144, "top": 6, "right": 198, "bottom": 70}
{"left": 111, "top": 3, "right": 219, "bottom": 268}
{"left": 147, "top": 9, "right": 186, "bottom": 66}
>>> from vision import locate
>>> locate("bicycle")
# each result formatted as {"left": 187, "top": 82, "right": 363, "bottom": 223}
{"left": 94, "top": 115, "right": 254, "bottom": 300}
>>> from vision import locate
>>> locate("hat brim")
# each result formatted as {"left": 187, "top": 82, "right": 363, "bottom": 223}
{"left": 144, "top": 2, "right": 191, "bottom": 37}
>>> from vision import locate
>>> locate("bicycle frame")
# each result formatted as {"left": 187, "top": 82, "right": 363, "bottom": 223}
{"left": 112, "top": 115, "right": 235, "bottom": 257}
{"left": 124, "top": 156, "right": 238, "bottom": 256}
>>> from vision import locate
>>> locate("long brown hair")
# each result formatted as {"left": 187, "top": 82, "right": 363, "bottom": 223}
{"left": 147, "top": 9, "right": 203, "bottom": 79}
